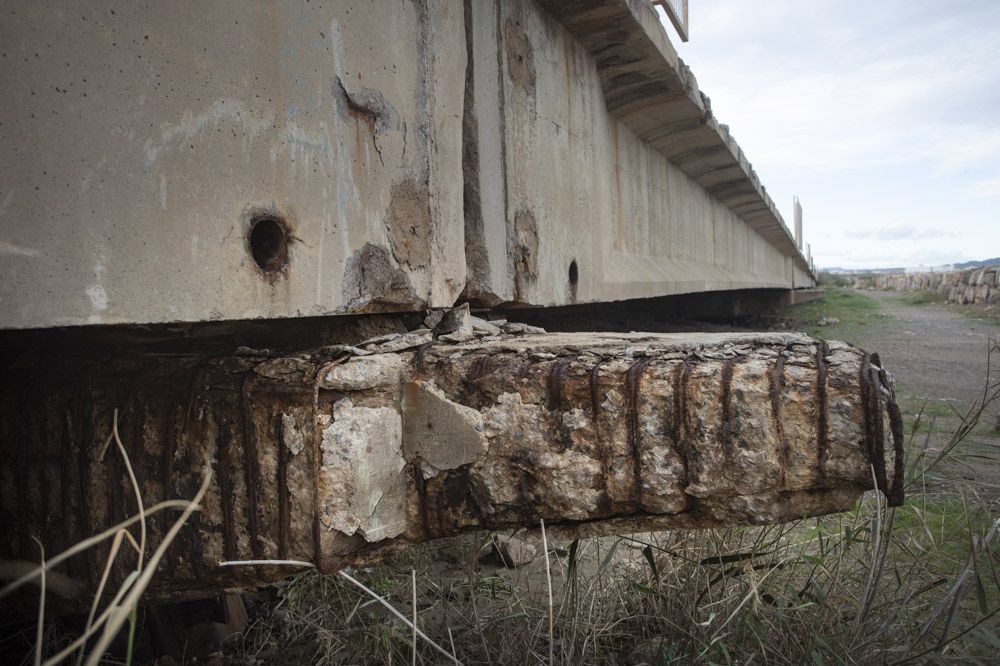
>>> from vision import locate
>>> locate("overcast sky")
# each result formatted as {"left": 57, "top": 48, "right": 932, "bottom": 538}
{"left": 661, "top": 0, "right": 1000, "bottom": 270}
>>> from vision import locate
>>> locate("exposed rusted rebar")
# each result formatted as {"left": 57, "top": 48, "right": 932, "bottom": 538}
{"left": 0, "top": 331, "right": 903, "bottom": 605}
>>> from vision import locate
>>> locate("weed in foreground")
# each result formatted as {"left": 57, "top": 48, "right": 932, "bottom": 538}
{"left": 0, "top": 411, "right": 210, "bottom": 666}
{"left": 236, "top": 343, "right": 1000, "bottom": 665}
{"left": 11, "top": 344, "right": 1000, "bottom": 665}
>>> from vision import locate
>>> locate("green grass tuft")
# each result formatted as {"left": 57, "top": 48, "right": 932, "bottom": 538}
{"left": 903, "top": 290, "right": 946, "bottom": 306}
{"left": 786, "top": 287, "right": 887, "bottom": 337}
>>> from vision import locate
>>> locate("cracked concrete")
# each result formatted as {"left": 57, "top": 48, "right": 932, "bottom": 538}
{"left": 0, "top": 330, "right": 903, "bottom": 602}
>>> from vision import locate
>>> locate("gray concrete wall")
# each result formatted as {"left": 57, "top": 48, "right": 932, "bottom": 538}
{"left": 463, "top": 0, "right": 813, "bottom": 307}
{"left": 0, "top": 1, "right": 467, "bottom": 329}
{"left": 0, "top": 0, "right": 814, "bottom": 330}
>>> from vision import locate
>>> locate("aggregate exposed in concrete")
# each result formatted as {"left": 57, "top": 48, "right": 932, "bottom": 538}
{"left": 341, "top": 243, "right": 423, "bottom": 313}
{"left": 0, "top": 330, "right": 903, "bottom": 603}
{"left": 385, "top": 178, "right": 434, "bottom": 270}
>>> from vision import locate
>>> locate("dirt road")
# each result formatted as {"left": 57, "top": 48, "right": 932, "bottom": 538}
{"left": 827, "top": 290, "right": 999, "bottom": 410}
{"left": 804, "top": 289, "right": 1000, "bottom": 502}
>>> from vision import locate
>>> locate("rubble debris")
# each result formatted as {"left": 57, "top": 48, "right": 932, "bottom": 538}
{"left": 319, "top": 354, "right": 404, "bottom": 391}
{"left": 501, "top": 322, "right": 546, "bottom": 335}
{"left": 469, "top": 316, "right": 502, "bottom": 336}
{"left": 423, "top": 310, "right": 446, "bottom": 330}
{"left": 363, "top": 330, "right": 433, "bottom": 354}
{"left": 853, "top": 265, "right": 999, "bottom": 305}
{"left": 433, "top": 303, "right": 472, "bottom": 336}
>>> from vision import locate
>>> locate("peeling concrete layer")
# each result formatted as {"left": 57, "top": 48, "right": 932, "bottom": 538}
{"left": 0, "top": 331, "right": 902, "bottom": 603}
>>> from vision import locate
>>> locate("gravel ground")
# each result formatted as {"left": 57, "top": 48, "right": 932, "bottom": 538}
{"left": 829, "top": 290, "right": 1000, "bottom": 409}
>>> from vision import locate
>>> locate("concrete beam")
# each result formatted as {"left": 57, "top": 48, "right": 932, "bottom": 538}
{"left": 1, "top": 0, "right": 816, "bottom": 329}
{"left": 0, "top": 0, "right": 469, "bottom": 329}
{"left": 536, "top": 0, "right": 812, "bottom": 276}
{"left": 0, "top": 329, "right": 903, "bottom": 603}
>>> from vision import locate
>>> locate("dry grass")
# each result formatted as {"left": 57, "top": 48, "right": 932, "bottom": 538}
{"left": 238, "top": 500, "right": 998, "bottom": 665}
{"left": 235, "top": 343, "right": 1000, "bottom": 665}
{"left": 1, "top": 410, "right": 210, "bottom": 666}
{"left": 11, "top": 345, "right": 1000, "bottom": 665}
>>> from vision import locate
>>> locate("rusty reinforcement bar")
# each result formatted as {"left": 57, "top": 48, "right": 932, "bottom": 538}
{"left": 0, "top": 330, "right": 903, "bottom": 604}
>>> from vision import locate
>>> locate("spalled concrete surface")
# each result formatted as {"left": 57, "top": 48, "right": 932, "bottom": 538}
{"left": 0, "top": 1, "right": 467, "bottom": 328}
{"left": 0, "top": 329, "right": 900, "bottom": 603}
{"left": 1, "top": 0, "right": 813, "bottom": 330}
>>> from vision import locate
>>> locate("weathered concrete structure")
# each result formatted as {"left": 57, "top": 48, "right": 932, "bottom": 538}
{"left": 0, "top": 0, "right": 838, "bottom": 606}
{"left": 0, "top": 327, "right": 902, "bottom": 603}
{"left": 0, "top": 0, "right": 812, "bottom": 331}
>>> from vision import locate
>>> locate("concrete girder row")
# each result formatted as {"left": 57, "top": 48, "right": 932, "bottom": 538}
{"left": 464, "top": 0, "right": 815, "bottom": 307}
{"left": 1, "top": 0, "right": 813, "bottom": 330}
{"left": 535, "top": 0, "right": 810, "bottom": 268}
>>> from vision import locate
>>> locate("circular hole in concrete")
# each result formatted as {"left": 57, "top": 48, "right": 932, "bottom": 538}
{"left": 248, "top": 216, "right": 288, "bottom": 274}
{"left": 568, "top": 259, "right": 579, "bottom": 287}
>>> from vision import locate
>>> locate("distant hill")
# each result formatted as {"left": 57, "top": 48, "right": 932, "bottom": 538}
{"left": 824, "top": 257, "right": 1000, "bottom": 274}
{"left": 952, "top": 257, "right": 1000, "bottom": 269}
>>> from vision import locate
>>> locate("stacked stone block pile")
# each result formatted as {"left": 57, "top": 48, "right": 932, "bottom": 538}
{"left": 852, "top": 266, "right": 999, "bottom": 305}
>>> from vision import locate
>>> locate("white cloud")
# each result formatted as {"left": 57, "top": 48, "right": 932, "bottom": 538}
{"left": 844, "top": 226, "right": 955, "bottom": 242}
{"left": 962, "top": 175, "right": 1000, "bottom": 199}
{"left": 663, "top": 0, "right": 1000, "bottom": 269}
{"left": 681, "top": 26, "right": 1000, "bottom": 177}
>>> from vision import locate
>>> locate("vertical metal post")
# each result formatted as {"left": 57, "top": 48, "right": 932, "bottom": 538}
{"left": 794, "top": 196, "right": 803, "bottom": 250}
